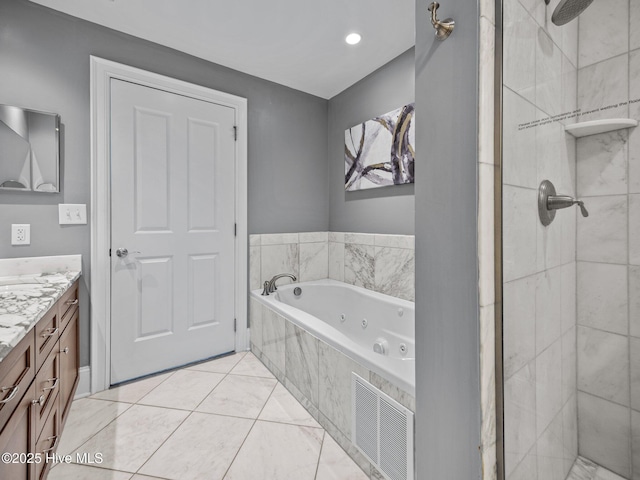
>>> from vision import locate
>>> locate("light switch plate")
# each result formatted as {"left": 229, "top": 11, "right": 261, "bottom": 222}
{"left": 11, "top": 224, "right": 30, "bottom": 245}
{"left": 58, "top": 204, "right": 87, "bottom": 225}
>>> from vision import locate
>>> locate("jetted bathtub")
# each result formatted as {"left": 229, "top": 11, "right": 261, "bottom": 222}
{"left": 251, "top": 278, "right": 415, "bottom": 396}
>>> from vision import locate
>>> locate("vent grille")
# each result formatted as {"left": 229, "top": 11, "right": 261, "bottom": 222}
{"left": 352, "top": 373, "right": 414, "bottom": 480}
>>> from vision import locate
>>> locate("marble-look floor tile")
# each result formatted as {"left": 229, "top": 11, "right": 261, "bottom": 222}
{"left": 316, "top": 433, "right": 368, "bottom": 480}
{"left": 225, "top": 420, "right": 323, "bottom": 480}
{"left": 594, "top": 466, "right": 627, "bottom": 480}
{"left": 374, "top": 247, "right": 414, "bottom": 301}
{"left": 577, "top": 131, "right": 628, "bottom": 197}
{"left": 57, "top": 398, "right": 131, "bottom": 456}
{"left": 578, "top": 326, "right": 629, "bottom": 406}
{"left": 186, "top": 351, "right": 246, "bottom": 374}
{"left": 328, "top": 242, "right": 345, "bottom": 282}
{"left": 138, "top": 412, "right": 253, "bottom": 480}
{"left": 285, "top": 322, "right": 319, "bottom": 405}
{"left": 578, "top": 392, "right": 631, "bottom": 478}
{"left": 566, "top": 456, "right": 598, "bottom": 480}
{"left": 299, "top": 242, "right": 329, "bottom": 282}
{"left": 73, "top": 404, "right": 189, "bottom": 473}
{"left": 230, "top": 352, "right": 275, "bottom": 378}
{"left": 577, "top": 195, "right": 627, "bottom": 264}
{"left": 49, "top": 464, "right": 132, "bottom": 480}
{"left": 90, "top": 372, "right": 174, "bottom": 404}
{"left": 138, "top": 369, "right": 225, "bottom": 410}
{"left": 318, "top": 342, "right": 369, "bottom": 438}
{"left": 577, "top": 262, "right": 628, "bottom": 335}
{"left": 259, "top": 383, "right": 320, "bottom": 428}
{"left": 344, "top": 244, "right": 374, "bottom": 290}
{"left": 196, "top": 374, "right": 276, "bottom": 418}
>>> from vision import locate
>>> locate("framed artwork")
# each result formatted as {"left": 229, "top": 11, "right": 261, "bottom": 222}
{"left": 344, "top": 103, "right": 415, "bottom": 191}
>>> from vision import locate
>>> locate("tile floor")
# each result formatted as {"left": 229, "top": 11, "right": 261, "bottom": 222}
{"left": 566, "top": 456, "right": 627, "bottom": 480}
{"left": 50, "top": 352, "right": 368, "bottom": 480}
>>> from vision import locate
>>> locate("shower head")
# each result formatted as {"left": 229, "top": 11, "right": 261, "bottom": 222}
{"left": 550, "top": 0, "right": 595, "bottom": 26}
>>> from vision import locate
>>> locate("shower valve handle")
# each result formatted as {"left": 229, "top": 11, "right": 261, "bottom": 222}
{"left": 547, "top": 195, "right": 589, "bottom": 217}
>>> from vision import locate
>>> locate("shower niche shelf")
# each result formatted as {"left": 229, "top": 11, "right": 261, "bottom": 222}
{"left": 564, "top": 118, "right": 638, "bottom": 138}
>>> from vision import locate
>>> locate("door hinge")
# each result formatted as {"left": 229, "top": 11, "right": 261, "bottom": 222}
{"left": 109, "top": 248, "right": 111, "bottom": 257}
{"left": 234, "top": 223, "right": 237, "bottom": 236}
{"left": 234, "top": 318, "right": 237, "bottom": 332}
{"left": 233, "top": 126, "right": 238, "bottom": 141}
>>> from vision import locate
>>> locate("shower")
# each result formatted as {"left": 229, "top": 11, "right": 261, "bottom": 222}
{"left": 544, "top": 0, "right": 595, "bottom": 25}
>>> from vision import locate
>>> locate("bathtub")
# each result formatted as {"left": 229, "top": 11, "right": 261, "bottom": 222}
{"left": 251, "top": 279, "right": 415, "bottom": 396}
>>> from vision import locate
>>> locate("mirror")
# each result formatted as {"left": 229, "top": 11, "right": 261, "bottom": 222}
{"left": 0, "top": 105, "right": 60, "bottom": 193}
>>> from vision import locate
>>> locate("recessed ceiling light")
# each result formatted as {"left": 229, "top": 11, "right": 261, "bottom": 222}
{"left": 345, "top": 33, "right": 361, "bottom": 45}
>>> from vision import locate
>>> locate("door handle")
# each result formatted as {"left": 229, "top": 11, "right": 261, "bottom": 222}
{"left": 116, "top": 248, "right": 141, "bottom": 258}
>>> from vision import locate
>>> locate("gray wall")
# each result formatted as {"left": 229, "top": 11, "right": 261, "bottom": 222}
{"left": 0, "top": 0, "right": 329, "bottom": 366}
{"left": 414, "top": 0, "right": 481, "bottom": 478}
{"left": 328, "top": 48, "right": 415, "bottom": 235}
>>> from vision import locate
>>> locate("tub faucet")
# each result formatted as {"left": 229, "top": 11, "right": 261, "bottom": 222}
{"left": 264, "top": 273, "right": 297, "bottom": 295}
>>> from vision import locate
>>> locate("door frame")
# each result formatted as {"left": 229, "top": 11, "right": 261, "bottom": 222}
{"left": 90, "top": 56, "right": 248, "bottom": 394}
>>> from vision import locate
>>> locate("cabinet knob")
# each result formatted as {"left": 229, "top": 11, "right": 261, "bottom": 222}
{"left": 32, "top": 395, "right": 45, "bottom": 406}
{"left": 65, "top": 299, "right": 79, "bottom": 306}
{"left": 62, "top": 347, "right": 70, "bottom": 354}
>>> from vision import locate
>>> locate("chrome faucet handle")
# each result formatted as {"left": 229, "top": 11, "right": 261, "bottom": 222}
{"left": 261, "top": 281, "right": 270, "bottom": 296}
{"left": 576, "top": 200, "right": 589, "bottom": 218}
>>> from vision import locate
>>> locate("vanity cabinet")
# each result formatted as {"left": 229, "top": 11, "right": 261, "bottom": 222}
{"left": 0, "top": 280, "right": 80, "bottom": 480}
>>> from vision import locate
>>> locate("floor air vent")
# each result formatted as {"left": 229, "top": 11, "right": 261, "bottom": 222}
{"left": 352, "top": 373, "right": 414, "bottom": 480}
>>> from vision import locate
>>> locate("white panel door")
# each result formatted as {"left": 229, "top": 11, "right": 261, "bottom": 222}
{"left": 110, "top": 79, "right": 236, "bottom": 384}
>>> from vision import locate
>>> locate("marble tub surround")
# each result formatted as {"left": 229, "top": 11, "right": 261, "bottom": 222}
{"left": 0, "top": 266, "right": 81, "bottom": 361}
{"left": 250, "top": 300, "right": 415, "bottom": 479}
{"left": 249, "top": 232, "right": 415, "bottom": 301}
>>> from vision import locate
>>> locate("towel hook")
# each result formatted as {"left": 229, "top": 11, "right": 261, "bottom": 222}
{"left": 428, "top": 2, "right": 455, "bottom": 40}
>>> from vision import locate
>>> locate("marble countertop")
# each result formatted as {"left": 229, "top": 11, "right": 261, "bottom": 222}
{"left": 0, "top": 271, "right": 81, "bottom": 363}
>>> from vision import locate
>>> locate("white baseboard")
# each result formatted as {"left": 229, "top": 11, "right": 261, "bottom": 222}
{"left": 74, "top": 366, "right": 91, "bottom": 399}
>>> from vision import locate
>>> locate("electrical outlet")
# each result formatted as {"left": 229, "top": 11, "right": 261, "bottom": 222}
{"left": 11, "top": 224, "right": 30, "bottom": 245}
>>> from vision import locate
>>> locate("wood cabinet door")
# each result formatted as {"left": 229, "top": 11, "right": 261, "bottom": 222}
{"left": 59, "top": 311, "right": 79, "bottom": 425}
{"left": 0, "top": 383, "right": 36, "bottom": 480}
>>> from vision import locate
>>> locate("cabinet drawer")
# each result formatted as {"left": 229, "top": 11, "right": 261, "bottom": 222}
{"left": 34, "top": 398, "right": 59, "bottom": 480}
{"left": 33, "top": 350, "right": 60, "bottom": 437}
{"left": 59, "top": 311, "right": 79, "bottom": 425}
{"left": 58, "top": 281, "right": 79, "bottom": 333}
{"left": 0, "top": 330, "right": 35, "bottom": 431}
{"left": 0, "top": 383, "right": 36, "bottom": 480}
{"left": 35, "top": 307, "right": 59, "bottom": 372}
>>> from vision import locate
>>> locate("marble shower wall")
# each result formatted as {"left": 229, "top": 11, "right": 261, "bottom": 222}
{"left": 249, "top": 298, "right": 415, "bottom": 480}
{"left": 574, "top": 1, "right": 640, "bottom": 478}
{"left": 249, "top": 232, "right": 415, "bottom": 302}
{"left": 502, "top": 1, "right": 579, "bottom": 479}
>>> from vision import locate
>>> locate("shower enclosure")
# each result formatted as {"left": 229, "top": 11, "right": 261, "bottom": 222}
{"left": 500, "top": 0, "right": 639, "bottom": 479}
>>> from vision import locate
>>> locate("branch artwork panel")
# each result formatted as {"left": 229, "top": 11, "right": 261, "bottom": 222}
{"left": 344, "top": 103, "right": 415, "bottom": 191}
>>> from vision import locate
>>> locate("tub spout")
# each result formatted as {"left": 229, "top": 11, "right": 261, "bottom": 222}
{"left": 266, "top": 273, "right": 297, "bottom": 294}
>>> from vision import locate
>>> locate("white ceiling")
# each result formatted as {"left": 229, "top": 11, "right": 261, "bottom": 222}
{"left": 29, "top": 0, "right": 415, "bottom": 99}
